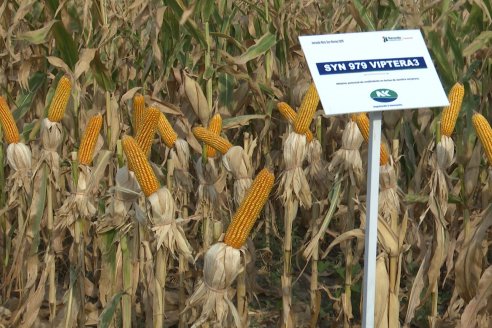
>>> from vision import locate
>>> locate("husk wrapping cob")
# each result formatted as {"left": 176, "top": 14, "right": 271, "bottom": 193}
{"left": 193, "top": 127, "right": 254, "bottom": 207}
{"left": 186, "top": 168, "right": 274, "bottom": 327}
{"left": 0, "top": 97, "right": 32, "bottom": 203}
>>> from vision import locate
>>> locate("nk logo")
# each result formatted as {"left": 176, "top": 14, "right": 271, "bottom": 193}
{"left": 370, "top": 89, "right": 398, "bottom": 102}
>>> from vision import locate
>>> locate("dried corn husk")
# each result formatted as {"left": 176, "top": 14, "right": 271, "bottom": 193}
{"left": 171, "top": 138, "right": 192, "bottom": 202}
{"left": 148, "top": 187, "right": 193, "bottom": 261}
{"left": 279, "top": 132, "right": 311, "bottom": 208}
{"left": 186, "top": 242, "right": 242, "bottom": 328}
{"left": 6, "top": 142, "right": 32, "bottom": 203}
{"left": 379, "top": 164, "right": 400, "bottom": 223}
{"left": 34, "top": 118, "right": 62, "bottom": 186}
{"left": 222, "top": 146, "right": 253, "bottom": 206}
{"left": 305, "top": 139, "right": 328, "bottom": 197}
{"left": 429, "top": 135, "right": 454, "bottom": 220}
{"left": 56, "top": 165, "right": 97, "bottom": 233}
{"left": 195, "top": 157, "right": 227, "bottom": 215}
{"left": 328, "top": 120, "right": 364, "bottom": 186}
{"left": 97, "top": 166, "right": 140, "bottom": 233}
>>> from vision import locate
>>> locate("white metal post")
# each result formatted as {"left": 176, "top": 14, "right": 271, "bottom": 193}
{"left": 361, "top": 111, "right": 382, "bottom": 328}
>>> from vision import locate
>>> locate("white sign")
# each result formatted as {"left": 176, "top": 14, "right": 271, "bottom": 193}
{"left": 299, "top": 29, "right": 449, "bottom": 115}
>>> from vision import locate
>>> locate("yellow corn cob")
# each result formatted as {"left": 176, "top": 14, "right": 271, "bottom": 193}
{"left": 133, "top": 93, "right": 146, "bottom": 134}
{"left": 193, "top": 126, "right": 233, "bottom": 155}
{"left": 157, "top": 112, "right": 178, "bottom": 148}
{"left": 355, "top": 113, "right": 390, "bottom": 165}
{"left": 293, "top": 83, "right": 320, "bottom": 134}
{"left": 441, "top": 82, "right": 465, "bottom": 137}
{"left": 122, "top": 136, "right": 160, "bottom": 197}
{"left": 0, "top": 96, "right": 20, "bottom": 144}
{"left": 136, "top": 107, "right": 160, "bottom": 157}
{"left": 48, "top": 75, "right": 71, "bottom": 122}
{"left": 224, "top": 168, "right": 275, "bottom": 249}
{"left": 472, "top": 113, "right": 492, "bottom": 166}
{"left": 78, "top": 114, "right": 103, "bottom": 165}
{"left": 206, "top": 113, "right": 223, "bottom": 158}
{"left": 277, "top": 102, "right": 314, "bottom": 142}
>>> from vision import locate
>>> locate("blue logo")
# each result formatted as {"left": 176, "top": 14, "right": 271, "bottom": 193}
{"left": 370, "top": 89, "right": 398, "bottom": 102}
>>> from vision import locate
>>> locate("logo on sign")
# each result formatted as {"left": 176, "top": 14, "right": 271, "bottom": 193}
{"left": 370, "top": 89, "right": 398, "bottom": 103}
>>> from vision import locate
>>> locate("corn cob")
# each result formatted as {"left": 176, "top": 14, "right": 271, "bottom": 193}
{"left": 136, "top": 107, "right": 160, "bottom": 156}
{"left": 224, "top": 168, "right": 275, "bottom": 249}
{"left": 0, "top": 96, "right": 20, "bottom": 144}
{"left": 205, "top": 113, "right": 223, "bottom": 157}
{"left": 78, "top": 114, "right": 103, "bottom": 165}
{"left": 293, "top": 83, "right": 320, "bottom": 135}
{"left": 193, "top": 126, "right": 233, "bottom": 155}
{"left": 48, "top": 75, "right": 71, "bottom": 122}
{"left": 472, "top": 113, "right": 492, "bottom": 166}
{"left": 277, "top": 102, "right": 314, "bottom": 142}
{"left": 441, "top": 82, "right": 465, "bottom": 137}
{"left": 122, "top": 136, "right": 160, "bottom": 197}
{"left": 355, "top": 113, "right": 390, "bottom": 165}
{"left": 133, "top": 93, "right": 146, "bottom": 134}
{"left": 157, "top": 112, "right": 178, "bottom": 148}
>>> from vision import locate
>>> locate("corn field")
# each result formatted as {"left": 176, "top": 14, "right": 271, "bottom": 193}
{"left": 0, "top": 0, "right": 491, "bottom": 327}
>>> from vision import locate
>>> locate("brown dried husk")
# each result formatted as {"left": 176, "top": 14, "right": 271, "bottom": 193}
{"left": 195, "top": 157, "right": 227, "bottom": 215}
{"left": 6, "top": 142, "right": 32, "bottom": 203}
{"left": 379, "top": 164, "right": 400, "bottom": 223}
{"left": 186, "top": 242, "right": 242, "bottom": 328}
{"left": 97, "top": 166, "right": 141, "bottom": 233}
{"left": 171, "top": 138, "right": 192, "bottom": 202}
{"left": 56, "top": 165, "right": 97, "bottom": 233}
{"left": 305, "top": 139, "right": 328, "bottom": 197}
{"left": 429, "top": 136, "right": 454, "bottom": 220}
{"left": 34, "top": 118, "right": 62, "bottom": 187}
{"left": 328, "top": 121, "right": 363, "bottom": 186}
{"left": 279, "top": 132, "right": 312, "bottom": 208}
{"left": 148, "top": 187, "right": 193, "bottom": 261}
{"left": 222, "top": 146, "right": 253, "bottom": 206}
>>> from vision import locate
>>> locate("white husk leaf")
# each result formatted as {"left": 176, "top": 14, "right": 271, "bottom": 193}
{"left": 149, "top": 187, "right": 193, "bottom": 261}
{"left": 6, "top": 142, "right": 32, "bottom": 201}
{"left": 222, "top": 146, "right": 253, "bottom": 206}
{"left": 429, "top": 136, "right": 454, "bottom": 219}
{"left": 279, "top": 132, "right": 311, "bottom": 208}
{"left": 328, "top": 121, "right": 363, "bottom": 186}
{"left": 379, "top": 164, "right": 400, "bottom": 223}
{"left": 186, "top": 243, "right": 242, "bottom": 328}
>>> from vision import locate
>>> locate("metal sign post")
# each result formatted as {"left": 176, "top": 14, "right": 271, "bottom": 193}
{"left": 361, "top": 111, "right": 382, "bottom": 328}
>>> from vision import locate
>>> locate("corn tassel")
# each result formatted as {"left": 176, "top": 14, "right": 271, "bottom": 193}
{"left": 0, "top": 96, "right": 20, "bottom": 144}
{"left": 133, "top": 93, "right": 146, "bottom": 134}
{"left": 277, "top": 102, "right": 314, "bottom": 142}
{"left": 224, "top": 168, "right": 274, "bottom": 249}
{"left": 206, "top": 113, "right": 223, "bottom": 157}
{"left": 355, "top": 113, "right": 390, "bottom": 166}
{"left": 78, "top": 114, "right": 103, "bottom": 165}
{"left": 157, "top": 112, "right": 178, "bottom": 148}
{"left": 193, "top": 127, "right": 233, "bottom": 155}
{"left": 293, "top": 83, "right": 320, "bottom": 135}
{"left": 136, "top": 107, "right": 160, "bottom": 156}
{"left": 472, "top": 113, "right": 492, "bottom": 166}
{"left": 48, "top": 76, "right": 71, "bottom": 122}
{"left": 122, "top": 136, "right": 160, "bottom": 197}
{"left": 441, "top": 82, "right": 465, "bottom": 137}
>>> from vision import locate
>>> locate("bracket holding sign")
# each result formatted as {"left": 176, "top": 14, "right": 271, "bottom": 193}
{"left": 299, "top": 29, "right": 449, "bottom": 327}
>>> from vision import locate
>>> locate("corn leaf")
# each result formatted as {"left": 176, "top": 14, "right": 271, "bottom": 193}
{"left": 232, "top": 32, "right": 276, "bottom": 65}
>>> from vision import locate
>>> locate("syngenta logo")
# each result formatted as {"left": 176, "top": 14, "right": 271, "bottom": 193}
{"left": 370, "top": 89, "right": 398, "bottom": 103}
{"left": 382, "top": 36, "right": 402, "bottom": 42}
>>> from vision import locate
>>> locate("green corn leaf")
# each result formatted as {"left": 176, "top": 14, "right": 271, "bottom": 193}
{"left": 232, "top": 32, "right": 276, "bottom": 65}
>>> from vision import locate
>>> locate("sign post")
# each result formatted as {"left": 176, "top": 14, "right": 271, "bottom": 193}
{"left": 299, "top": 30, "right": 449, "bottom": 327}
